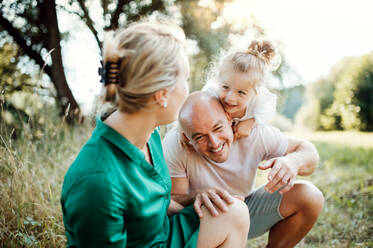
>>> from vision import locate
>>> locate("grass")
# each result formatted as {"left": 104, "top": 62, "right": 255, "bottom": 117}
{"left": 250, "top": 131, "right": 373, "bottom": 248}
{"left": 0, "top": 108, "right": 93, "bottom": 248}
{"left": 0, "top": 112, "right": 372, "bottom": 247}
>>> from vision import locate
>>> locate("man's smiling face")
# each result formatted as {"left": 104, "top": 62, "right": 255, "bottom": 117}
{"left": 180, "top": 92, "right": 234, "bottom": 163}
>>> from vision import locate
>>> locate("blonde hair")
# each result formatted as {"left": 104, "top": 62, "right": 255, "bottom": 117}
{"left": 207, "top": 40, "right": 281, "bottom": 91}
{"left": 102, "top": 21, "right": 186, "bottom": 113}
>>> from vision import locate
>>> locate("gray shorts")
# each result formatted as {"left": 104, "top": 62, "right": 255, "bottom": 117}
{"left": 245, "top": 185, "right": 284, "bottom": 239}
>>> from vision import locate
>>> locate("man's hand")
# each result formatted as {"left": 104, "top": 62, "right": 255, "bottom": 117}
{"left": 193, "top": 187, "right": 235, "bottom": 218}
{"left": 258, "top": 157, "right": 299, "bottom": 194}
{"left": 233, "top": 118, "right": 256, "bottom": 140}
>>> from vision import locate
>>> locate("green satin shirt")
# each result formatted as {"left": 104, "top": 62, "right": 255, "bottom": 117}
{"left": 61, "top": 119, "right": 199, "bottom": 247}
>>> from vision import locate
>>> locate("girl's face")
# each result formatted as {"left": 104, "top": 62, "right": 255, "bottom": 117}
{"left": 217, "top": 67, "right": 256, "bottom": 119}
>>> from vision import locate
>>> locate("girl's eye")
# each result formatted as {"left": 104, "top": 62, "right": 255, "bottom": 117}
{"left": 238, "top": 91, "right": 246, "bottom": 95}
{"left": 222, "top": 85, "right": 229, "bottom": 90}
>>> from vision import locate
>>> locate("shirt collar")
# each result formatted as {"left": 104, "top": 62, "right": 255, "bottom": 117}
{"left": 94, "top": 117, "right": 145, "bottom": 163}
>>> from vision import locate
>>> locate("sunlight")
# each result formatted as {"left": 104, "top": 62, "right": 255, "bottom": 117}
{"left": 222, "top": 0, "right": 373, "bottom": 82}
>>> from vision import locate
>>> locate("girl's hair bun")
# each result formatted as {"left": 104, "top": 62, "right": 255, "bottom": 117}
{"left": 247, "top": 40, "right": 276, "bottom": 64}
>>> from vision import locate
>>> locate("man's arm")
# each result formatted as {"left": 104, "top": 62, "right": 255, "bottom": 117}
{"left": 283, "top": 137, "right": 320, "bottom": 176}
{"left": 171, "top": 177, "right": 195, "bottom": 206}
{"left": 259, "top": 136, "right": 320, "bottom": 194}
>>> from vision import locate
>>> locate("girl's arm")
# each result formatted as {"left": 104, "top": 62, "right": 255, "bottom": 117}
{"left": 233, "top": 118, "right": 256, "bottom": 140}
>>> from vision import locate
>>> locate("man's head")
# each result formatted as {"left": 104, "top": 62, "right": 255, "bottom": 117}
{"left": 179, "top": 91, "right": 234, "bottom": 163}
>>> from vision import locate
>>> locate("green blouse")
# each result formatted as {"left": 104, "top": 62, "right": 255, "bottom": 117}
{"left": 61, "top": 119, "right": 199, "bottom": 247}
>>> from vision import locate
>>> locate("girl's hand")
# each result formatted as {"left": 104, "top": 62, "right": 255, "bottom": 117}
{"left": 233, "top": 118, "right": 256, "bottom": 140}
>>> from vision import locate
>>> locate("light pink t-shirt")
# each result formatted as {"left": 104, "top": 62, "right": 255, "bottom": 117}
{"left": 162, "top": 124, "right": 288, "bottom": 196}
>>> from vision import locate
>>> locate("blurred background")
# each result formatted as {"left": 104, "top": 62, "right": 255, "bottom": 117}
{"left": 0, "top": 0, "right": 372, "bottom": 247}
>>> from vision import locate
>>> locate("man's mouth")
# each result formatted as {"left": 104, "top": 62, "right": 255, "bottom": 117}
{"left": 210, "top": 143, "right": 225, "bottom": 153}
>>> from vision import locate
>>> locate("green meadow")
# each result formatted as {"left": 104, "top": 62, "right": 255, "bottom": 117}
{"left": 1, "top": 118, "right": 372, "bottom": 247}
{"left": 252, "top": 131, "right": 373, "bottom": 247}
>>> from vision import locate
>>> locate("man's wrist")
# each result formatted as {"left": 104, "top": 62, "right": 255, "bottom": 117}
{"left": 283, "top": 155, "right": 301, "bottom": 175}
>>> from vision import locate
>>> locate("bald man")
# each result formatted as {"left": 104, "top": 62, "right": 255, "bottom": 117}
{"left": 162, "top": 91, "right": 324, "bottom": 248}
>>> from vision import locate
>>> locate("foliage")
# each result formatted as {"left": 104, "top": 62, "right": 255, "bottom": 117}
{"left": 326, "top": 54, "right": 373, "bottom": 131}
{"left": 296, "top": 52, "right": 373, "bottom": 131}
{"left": 0, "top": 42, "right": 36, "bottom": 96}
{"left": 178, "top": 0, "right": 234, "bottom": 91}
{"left": 0, "top": 42, "right": 55, "bottom": 138}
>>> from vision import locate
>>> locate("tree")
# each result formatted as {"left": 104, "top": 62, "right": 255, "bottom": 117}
{"left": 0, "top": 0, "right": 170, "bottom": 122}
{"left": 62, "top": 0, "right": 169, "bottom": 49}
{"left": 1, "top": 0, "right": 292, "bottom": 123}
{"left": 325, "top": 53, "right": 373, "bottom": 131}
{"left": 296, "top": 51, "right": 373, "bottom": 131}
{"left": 64, "top": 0, "right": 237, "bottom": 91}
{"left": 0, "top": 0, "right": 80, "bottom": 122}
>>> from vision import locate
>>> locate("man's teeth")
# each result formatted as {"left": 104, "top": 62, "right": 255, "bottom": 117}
{"left": 211, "top": 144, "right": 224, "bottom": 153}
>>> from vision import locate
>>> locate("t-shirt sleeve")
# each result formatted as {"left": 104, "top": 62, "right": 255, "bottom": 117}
{"left": 162, "top": 128, "right": 188, "bottom": 178}
{"left": 62, "top": 172, "right": 127, "bottom": 247}
{"left": 259, "top": 125, "right": 288, "bottom": 160}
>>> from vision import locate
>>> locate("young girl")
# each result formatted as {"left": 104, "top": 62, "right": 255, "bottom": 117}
{"left": 204, "top": 40, "right": 280, "bottom": 139}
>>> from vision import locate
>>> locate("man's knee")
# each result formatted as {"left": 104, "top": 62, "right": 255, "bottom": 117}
{"left": 281, "top": 180, "right": 324, "bottom": 218}
{"left": 293, "top": 181, "right": 324, "bottom": 216}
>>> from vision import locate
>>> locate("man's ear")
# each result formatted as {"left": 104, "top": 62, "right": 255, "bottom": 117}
{"left": 153, "top": 89, "right": 169, "bottom": 107}
{"left": 182, "top": 132, "right": 190, "bottom": 144}
{"left": 179, "top": 131, "right": 192, "bottom": 148}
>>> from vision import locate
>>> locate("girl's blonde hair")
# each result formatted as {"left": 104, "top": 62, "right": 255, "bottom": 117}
{"left": 102, "top": 21, "right": 186, "bottom": 113}
{"left": 207, "top": 40, "right": 281, "bottom": 91}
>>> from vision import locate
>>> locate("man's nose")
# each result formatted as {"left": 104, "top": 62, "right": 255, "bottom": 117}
{"left": 208, "top": 134, "right": 220, "bottom": 148}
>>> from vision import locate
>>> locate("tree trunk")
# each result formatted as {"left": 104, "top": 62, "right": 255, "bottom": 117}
{"left": 40, "top": 0, "right": 81, "bottom": 123}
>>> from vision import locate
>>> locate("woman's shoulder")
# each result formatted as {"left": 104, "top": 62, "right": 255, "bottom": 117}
{"left": 61, "top": 133, "right": 127, "bottom": 195}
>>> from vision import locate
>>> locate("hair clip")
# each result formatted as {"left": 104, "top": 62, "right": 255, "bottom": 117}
{"left": 98, "top": 60, "right": 120, "bottom": 85}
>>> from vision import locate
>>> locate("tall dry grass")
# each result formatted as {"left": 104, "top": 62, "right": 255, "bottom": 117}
{"left": 0, "top": 106, "right": 92, "bottom": 247}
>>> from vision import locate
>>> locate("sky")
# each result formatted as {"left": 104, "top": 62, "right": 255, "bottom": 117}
{"left": 59, "top": 0, "right": 373, "bottom": 113}
{"left": 223, "top": 0, "right": 373, "bottom": 83}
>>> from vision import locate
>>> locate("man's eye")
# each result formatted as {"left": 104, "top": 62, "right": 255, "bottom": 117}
{"left": 215, "top": 126, "right": 223, "bottom": 131}
{"left": 195, "top": 136, "right": 202, "bottom": 141}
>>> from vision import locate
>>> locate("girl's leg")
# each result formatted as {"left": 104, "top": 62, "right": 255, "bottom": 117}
{"left": 197, "top": 198, "right": 250, "bottom": 248}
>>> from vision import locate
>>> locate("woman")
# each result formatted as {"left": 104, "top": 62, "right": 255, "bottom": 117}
{"left": 61, "top": 21, "right": 249, "bottom": 247}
